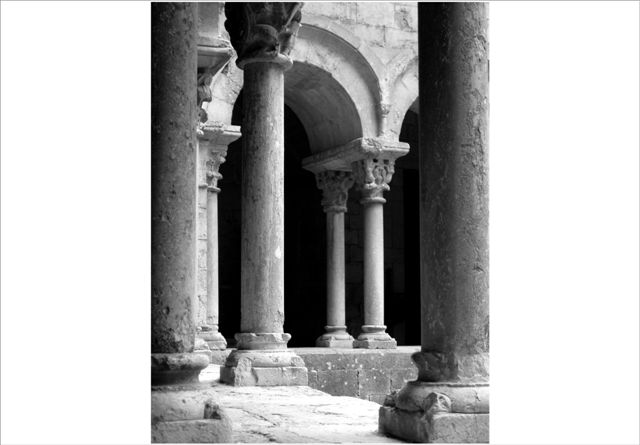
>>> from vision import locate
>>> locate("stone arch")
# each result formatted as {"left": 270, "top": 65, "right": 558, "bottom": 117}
{"left": 384, "top": 54, "right": 419, "bottom": 141}
{"left": 291, "top": 21, "right": 382, "bottom": 150}
{"left": 284, "top": 61, "right": 362, "bottom": 153}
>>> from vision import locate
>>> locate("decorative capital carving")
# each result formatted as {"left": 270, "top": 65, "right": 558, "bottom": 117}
{"left": 205, "top": 150, "right": 226, "bottom": 192}
{"left": 224, "top": 3, "right": 303, "bottom": 68}
{"left": 352, "top": 157, "right": 395, "bottom": 204}
{"left": 315, "top": 170, "right": 354, "bottom": 213}
{"left": 197, "top": 70, "right": 214, "bottom": 134}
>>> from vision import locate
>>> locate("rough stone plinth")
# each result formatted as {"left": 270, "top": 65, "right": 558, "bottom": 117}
{"left": 221, "top": 350, "right": 308, "bottom": 386}
{"left": 379, "top": 406, "right": 489, "bottom": 443}
{"left": 151, "top": 385, "right": 232, "bottom": 443}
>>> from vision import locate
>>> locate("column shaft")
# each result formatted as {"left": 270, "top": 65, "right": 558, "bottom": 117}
{"left": 151, "top": 2, "right": 208, "bottom": 384}
{"left": 379, "top": 4, "right": 489, "bottom": 442}
{"left": 362, "top": 202, "right": 384, "bottom": 327}
{"left": 240, "top": 62, "right": 285, "bottom": 336}
{"left": 206, "top": 190, "right": 219, "bottom": 328}
{"left": 326, "top": 211, "right": 345, "bottom": 327}
{"left": 418, "top": 2, "right": 489, "bottom": 382}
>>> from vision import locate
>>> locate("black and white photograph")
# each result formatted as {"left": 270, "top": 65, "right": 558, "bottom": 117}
{"left": 1, "top": 1, "right": 638, "bottom": 445}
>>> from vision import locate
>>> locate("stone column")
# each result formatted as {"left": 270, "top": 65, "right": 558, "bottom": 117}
{"left": 197, "top": 125, "right": 241, "bottom": 351}
{"left": 315, "top": 171, "right": 355, "bottom": 348}
{"left": 151, "top": 4, "right": 231, "bottom": 442}
{"left": 151, "top": 1, "right": 207, "bottom": 386}
{"left": 220, "top": 3, "right": 307, "bottom": 386}
{"left": 379, "top": 3, "right": 489, "bottom": 443}
{"left": 352, "top": 157, "right": 398, "bottom": 349}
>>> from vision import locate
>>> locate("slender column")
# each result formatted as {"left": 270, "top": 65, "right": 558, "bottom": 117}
{"left": 198, "top": 143, "right": 228, "bottom": 349}
{"left": 379, "top": 3, "right": 490, "bottom": 443}
{"left": 315, "top": 171, "right": 355, "bottom": 348}
{"left": 151, "top": 2, "right": 209, "bottom": 385}
{"left": 221, "top": 3, "right": 307, "bottom": 386}
{"left": 195, "top": 125, "right": 241, "bottom": 351}
{"left": 353, "top": 157, "right": 397, "bottom": 349}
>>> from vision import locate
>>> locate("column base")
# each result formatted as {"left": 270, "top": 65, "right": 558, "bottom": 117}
{"left": 379, "top": 406, "right": 488, "bottom": 443}
{"left": 220, "top": 349, "right": 308, "bottom": 386}
{"left": 354, "top": 326, "right": 397, "bottom": 349}
{"left": 152, "top": 384, "right": 232, "bottom": 443}
{"left": 199, "top": 328, "right": 227, "bottom": 351}
{"left": 379, "top": 381, "right": 489, "bottom": 443}
{"left": 316, "top": 326, "right": 354, "bottom": 348}
{"left": 151, "top": 353, "right": 210, "bottom": 386}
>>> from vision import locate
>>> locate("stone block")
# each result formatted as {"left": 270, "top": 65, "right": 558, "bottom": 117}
{"left": 221, "top": 350, "right": 309, "bottom": 386}
{"left": 315, "top": 369, "right": 359, "bottom": 396}
{"left": 358, "top": 369, "right": 390, "bottom": 396}
{"left": 428, "top": 412, "right": 489, "bottom": 443}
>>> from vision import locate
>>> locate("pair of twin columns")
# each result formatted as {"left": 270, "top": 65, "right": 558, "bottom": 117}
{"left": 198, "top": 129, "right": 409, "bottom": 351}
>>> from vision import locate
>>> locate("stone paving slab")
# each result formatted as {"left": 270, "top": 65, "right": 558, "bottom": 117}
{"left": 200, "top": 366, "right": 404, "bottom": 443}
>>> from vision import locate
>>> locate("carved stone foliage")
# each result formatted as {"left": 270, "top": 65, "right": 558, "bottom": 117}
{"left": 197, "top": 71, "right": 214, "bottom": 126}
{"left": 224, "top": 3, "right": 302, "bottom": 63}
{"left": 316, "top": 170, "right": 354, "bottom": 213}
{"left": 205, "top": 150, "right": 226, "bottom": 191}
{"left": 352, "top": 157, "right": 395, "bottom": 203}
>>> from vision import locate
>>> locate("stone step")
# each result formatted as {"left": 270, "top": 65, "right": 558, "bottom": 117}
{"left": 200, "top": 366, "right": 405, "bottom": 443}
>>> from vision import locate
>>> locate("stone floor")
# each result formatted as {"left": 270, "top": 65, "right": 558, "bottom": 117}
{"left": 200, "top": 365, "right": 405, "bottom": 443}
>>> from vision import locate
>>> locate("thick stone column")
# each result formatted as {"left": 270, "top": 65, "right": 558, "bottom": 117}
{"left": 221, "top": 3, "right": 307, "bottom": 386}
{"left": 353, "top": 157, "right": 398, "bottom": 349}
{"left": 379, "top": 3, "right": 489, "bottom": 443}
{"left": 151, "top": 1, "right": 206, "bottom": 386}
{"left": 197, "top": 125, "right": 241, "bottom": 351}
{"left": 315, "top": 171, "right": 355, "bottom": 348}
{"left": 151, "top": 4, "right": 231, "bottom": 442}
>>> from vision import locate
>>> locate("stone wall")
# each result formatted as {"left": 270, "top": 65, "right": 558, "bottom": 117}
{"left": 302, "top": 2, "right": 417, "bottom": 64}
{"left": 296, "top": 347, "right": 419, "bottom": 404}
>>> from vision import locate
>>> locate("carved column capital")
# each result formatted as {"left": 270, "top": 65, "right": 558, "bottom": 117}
{"left": 352, "top": 157, "right": 396, "bottom": 204}
{"left": 224, "top": 3, "right": 303, "bottom": 69}
{"left": 315, "top": 170, "right": 354, "bottom": 213}
{"left": 205, "top": 150, "right": 226, "bottom": 192}
{"left": 197, "top": 123, "right": 241, "bottom": 192}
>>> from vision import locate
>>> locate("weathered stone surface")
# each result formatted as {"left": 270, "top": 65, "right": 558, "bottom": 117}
{"left": 418, "top": 1, "right": 489, "bottom": 383}
{"left": 152, "top": 419, "right": 232, "bottom": 444}
{"left": 208, "top": 381, "right": 404, "bottom": 443}
{"left": 389, "top": 368, "right": 417, "bottom": 391}
{"left": 151, "top": 1, "right": 198, "bottom": 356}
{"left": 314, "top": 370, "right": 359, "bottom": 396}
{"left": 394, "top": 381, "right": 489, "bottom": 413}
{"left": 209, "top": 349, "right": 232, "bottom": 365}
{"left": 151, "top": 353, "right": 210, "bottom": 386}
{"left": 295, "top": 347, "right": 419, "bottom": 403}
{"left": 379, "top": 406, "right": 489, "bottom": 443}
{"left": 221, "top": 350, "right": 308, "bottom": 386}
{"left": 151, "top": 386, "right": 232, "bottom": 443}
